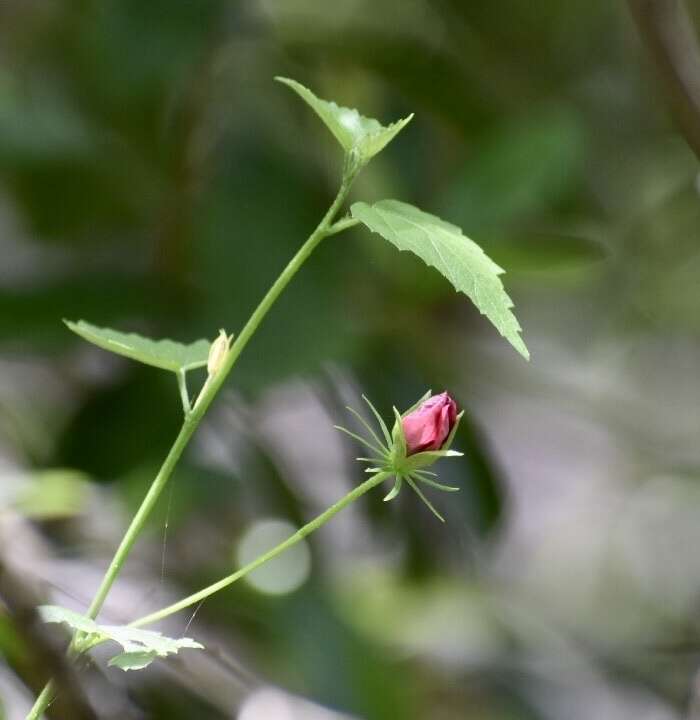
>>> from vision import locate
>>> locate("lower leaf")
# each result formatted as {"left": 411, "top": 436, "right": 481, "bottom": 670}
{"left": 108, "top": 651, "right": 159, "bottom": 671}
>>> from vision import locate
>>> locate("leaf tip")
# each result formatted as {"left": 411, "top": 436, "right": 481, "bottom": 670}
{"left": 514, "top": 336, "right": 530, "bottom": 361}
{"left": 275, "top": 77, "right": 303, "bottom": 95}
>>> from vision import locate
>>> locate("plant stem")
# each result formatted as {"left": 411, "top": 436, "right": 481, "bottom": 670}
{"left": 25, "top": 171, "right": 356, "bottom": 720}
{"left": 129, "top": 471, "right": 391, "bottom": 628}
{"left": 326, "top": 215, "right": 359, "bottom": 236}
{"left": 176, "top": 370, "right": 191, "bottom": 415}
{"left": 26, "top": 685, "right": 54, "bottom": 720}
{"left": 190, "top": 168, "right": 356, "bottom": 420}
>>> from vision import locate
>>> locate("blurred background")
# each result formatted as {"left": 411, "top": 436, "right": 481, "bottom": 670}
{"left": 1, "top": 1, "right": 700, "bottom": 718}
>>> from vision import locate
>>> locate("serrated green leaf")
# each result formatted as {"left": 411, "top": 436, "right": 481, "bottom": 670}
{"left": 65, "top": 320, "right": 211, "bottom": 373}
{"left": 276, "top": 77, "right": 412, "bottom": 164}
{"left": 100, "top": 625, "right": 203, "bottom": 657}
{"left": 39, "top": 605, "right": 100, "bottom": 635}
{"left": 350, "top": 200, "right": 529, "bottom": 359}
{"left": 40, "top": 605, "right": 204, "bottom": 672}
{"left": 108, "top": 651, "right": 158, "bottom": 671}
{"left": 359, "top": 116, "right": 414, "bottom": 162}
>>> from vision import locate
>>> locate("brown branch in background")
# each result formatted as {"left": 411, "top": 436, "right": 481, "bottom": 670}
{"left": 0, "top": 560, "right": 97, "bottom": 720}
{"left": 688, "top": 669, "right": 700, "bottom": 720}
{"left": 153, "top": 28, "right": 226, "bottom": 296}
{"left": 627, "top": 5, "right": 700, "bottom": 708}
{"left": 627, "top": 0, "right": 700, "bottom": 160}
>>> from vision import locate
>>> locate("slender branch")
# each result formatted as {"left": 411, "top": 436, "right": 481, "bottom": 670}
{"left": 326, "top": 215, "right": 360, "bottom": 236}
{"left": 26, "top": 685, "right": 55, "bottom": 720}
{"left": 129, "top": 471, "right": 391, "bottom": 628}
{"left": 627, "top": 0, "right": 700, "bottom": 160}
{"left": 190, "top": 171, "right": 357, "bottom": 421}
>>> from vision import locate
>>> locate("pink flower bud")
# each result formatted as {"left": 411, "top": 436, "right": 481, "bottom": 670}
{"left": 402, "top": 392, "right": 458, "bottom": 455}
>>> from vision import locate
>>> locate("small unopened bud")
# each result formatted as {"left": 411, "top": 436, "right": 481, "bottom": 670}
{"left": 401, "top": 392, "right": 458, "bottom": 455}
{"left": 208, "top": 329, "right": 231, "bottom": 376}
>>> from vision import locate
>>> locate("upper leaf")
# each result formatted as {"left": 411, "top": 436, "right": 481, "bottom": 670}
{"left": 65, "top": 320, "right": 211, "bottom": 373}
{"left": 40, "top": 605, "right": 204, "bottom": 672}
{"left": 276, "top": 77, "right": 412, "bottom": 164}
{"left": 350, "top": 200, "right": 529, "bottom": 359}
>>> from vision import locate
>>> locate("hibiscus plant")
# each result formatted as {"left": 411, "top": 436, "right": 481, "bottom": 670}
{"left": 26, "top": 77, "right": 528, "bottom": 719}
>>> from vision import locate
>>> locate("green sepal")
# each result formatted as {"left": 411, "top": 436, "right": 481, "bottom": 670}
{"left": 362, "top": 395, "right": 392, "bottom": 446}
{"left": 388, "top": 390, "right": 432, "bottom": 467}
{"left": 405, "top": 475, "right": 445, "bottom": 522}
{"left": 400, "top": 410, "right": 464, "bottom": 471}
{"left": 400, "top": 448, "right": 463, "bottom": 473}
{"left": 383, "top": 476, "right": 402, "bottom": 502}
{"left": 442, "top": 410, "right": 464, "bottom": 450}
{"left": 400, "top": 390, "right": 433, "bottom": 418}
{"left": 413, "top": 475, "right": 460, "bottom": 492}
{"left": 335, "top": 424, "right": 387, "bottom": 458}
{"left": 390, "top": 406, "right": 407, "bottom": 467}
{"left": 345, "top": 405, "right": 390, "bottom": 454}
{"left": 389, "top": 406, "right": 464, "bottom": 474}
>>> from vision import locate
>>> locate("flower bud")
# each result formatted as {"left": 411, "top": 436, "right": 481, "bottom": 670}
{"left": 207, "top": 329, "right": 230, "bottom": 376}
{"left": 401, "top": 392, "right": 458, "bottom": 456}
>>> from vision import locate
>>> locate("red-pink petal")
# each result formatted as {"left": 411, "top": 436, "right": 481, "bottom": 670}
{"left": 401, "top": 392, "right": 458, "bottom": 455}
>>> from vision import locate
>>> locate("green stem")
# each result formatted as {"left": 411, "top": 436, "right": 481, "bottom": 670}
{"left": 176, "top": 370, "right": 191, "bottom": 415}
{"left": 26, "top": 171, "right": 357, "bottom": 720}
{"left": 190, "top": 169, "right": 356, "bottom": 420}
{"left": 326, "top": 215, "right": 359, "bottom": 236}
{"left": 26, "top": 685, "right": 54, "bottom": 720}
{"left": 129, "top": 471, "right": 391, "bottom": 628}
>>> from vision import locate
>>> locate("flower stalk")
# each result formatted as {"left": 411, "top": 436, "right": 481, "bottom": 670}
{"left": 129, "top": 471, "right": 392, "bottom": 629}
